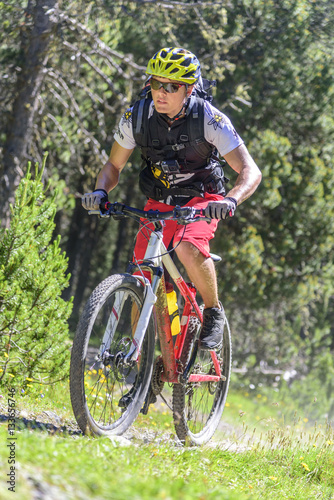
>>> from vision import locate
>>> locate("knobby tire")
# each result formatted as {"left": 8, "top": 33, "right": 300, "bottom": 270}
{"left": 70, "top": 274, "right": 155, "bottom": 436}
{"left": 172, "top": 309, "right": 232, "bottom": 445}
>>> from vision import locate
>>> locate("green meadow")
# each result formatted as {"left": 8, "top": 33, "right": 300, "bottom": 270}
{"left": 0, "top": 379, "right": 333, "bottom": 499}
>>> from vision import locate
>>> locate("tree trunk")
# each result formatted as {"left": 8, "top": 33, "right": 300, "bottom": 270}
{"left": 1, "top": 0, "right": 58, "bottom": 227}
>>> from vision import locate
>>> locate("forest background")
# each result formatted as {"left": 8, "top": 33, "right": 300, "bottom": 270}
{"left": 0, "top": 0, "right": 334, "bottom": 421}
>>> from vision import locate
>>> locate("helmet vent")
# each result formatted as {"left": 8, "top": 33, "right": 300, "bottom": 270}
{"left": 182, "top": 70, "right": 195, "bottom": 78}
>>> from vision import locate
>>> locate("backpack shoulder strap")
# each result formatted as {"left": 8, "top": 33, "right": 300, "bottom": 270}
{"left": 132, "top": 86, "right": 152, "bottom": 148}
{"left": 187, "top": 96, "right": 215, "bottom": 159}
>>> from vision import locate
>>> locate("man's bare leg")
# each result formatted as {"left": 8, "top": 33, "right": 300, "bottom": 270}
{"left": 175, "top": 241, "right": 224, "bottom": 350}
{"left": 175, "top": 241, "right": 219, "bottom": 309}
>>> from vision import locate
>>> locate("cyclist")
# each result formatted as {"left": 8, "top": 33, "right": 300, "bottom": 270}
{"left": 82, "top": 47, "right": 262, "bottom": 351}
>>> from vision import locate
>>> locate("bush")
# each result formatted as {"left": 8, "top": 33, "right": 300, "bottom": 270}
{"left": 0, "top": 158, "right": 72, "bottom": 389}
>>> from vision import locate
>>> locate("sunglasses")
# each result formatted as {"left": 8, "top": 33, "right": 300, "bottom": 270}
{"left": 150, "top": 78, "right": 185, "bottom": 94}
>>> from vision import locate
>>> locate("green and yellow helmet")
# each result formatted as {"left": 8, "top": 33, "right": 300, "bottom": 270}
{"left": 146, "top": 47, "right": 201, "bottom": 84}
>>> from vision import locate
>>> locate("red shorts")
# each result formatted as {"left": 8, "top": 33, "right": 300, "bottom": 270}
{"left": 133, "top": 193, "right": 223, "bottom": 262}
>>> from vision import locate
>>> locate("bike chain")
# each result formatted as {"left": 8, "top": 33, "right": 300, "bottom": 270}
{"left": 140, "top": 357, "right": 165, "bottom": 415}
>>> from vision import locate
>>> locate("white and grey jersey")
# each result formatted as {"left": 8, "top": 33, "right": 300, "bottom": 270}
{"left": 114, "top": 99, "right": 244, "bottom": 157}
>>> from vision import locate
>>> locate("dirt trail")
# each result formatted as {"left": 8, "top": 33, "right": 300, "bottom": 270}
{"left": 0, "top": 398, "right": 249, "bottom": 451}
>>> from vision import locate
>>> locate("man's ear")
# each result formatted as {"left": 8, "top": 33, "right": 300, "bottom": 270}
{"left": 186, "top": 84, "right": 194, "bottom": 97}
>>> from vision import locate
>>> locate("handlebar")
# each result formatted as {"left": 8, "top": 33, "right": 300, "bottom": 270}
{"left": 88, "top": 202, "right": 211, "bottom": 225}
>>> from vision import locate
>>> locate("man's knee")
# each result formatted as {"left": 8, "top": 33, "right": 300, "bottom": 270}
{"left": 175, "top": 241, "right": 203, "bottom": 266}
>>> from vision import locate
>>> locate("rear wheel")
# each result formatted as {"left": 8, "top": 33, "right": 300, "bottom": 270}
{"left": 172, "top": 307, "right": 232, "bottom": 445}
{"left": 70, "top": 274, "right": 155, "bottom": 436}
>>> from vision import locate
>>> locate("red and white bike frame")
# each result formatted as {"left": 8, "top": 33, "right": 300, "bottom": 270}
{"left": 120, "top": 226, "right": 225, "bottom": 384}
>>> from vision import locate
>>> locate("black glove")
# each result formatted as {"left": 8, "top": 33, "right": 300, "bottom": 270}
{"left": 204, "top": 197, "right": 237, "bottom": 220}
{"left": 82, "top": 189, "right": 108, "bottom": 210}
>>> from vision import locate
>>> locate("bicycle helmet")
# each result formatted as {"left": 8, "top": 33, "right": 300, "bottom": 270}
{"left": 146, "top": 47, "right": 201, "bottom": 84}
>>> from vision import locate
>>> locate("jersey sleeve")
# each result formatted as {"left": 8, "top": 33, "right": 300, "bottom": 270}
{"left": 203, "top": 102, "right": 244, "bottom": 156}
{"left": 113, "top": 107, "right": 136, "bottom": 150}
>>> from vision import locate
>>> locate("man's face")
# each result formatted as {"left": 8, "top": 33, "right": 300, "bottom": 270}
{"left": 150, "top": 76, "right": 192, "bottom": 119}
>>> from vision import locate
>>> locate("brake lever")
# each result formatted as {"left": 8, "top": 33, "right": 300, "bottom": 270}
{"left": 88, "top": 209, "right": 102, "bottom": 216}
{"left": 177, "top": 216, "right": 212, "bottom": 225}
{"left": 173, "top": 206, "right": 211, "bottom": 225}
{"left": 89, "top": 201, "right": 124, "bottom": 219}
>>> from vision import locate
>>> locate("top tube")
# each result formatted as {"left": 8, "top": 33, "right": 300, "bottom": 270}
{"left": 89, "top": 202, "right": 211, "bottom": 225}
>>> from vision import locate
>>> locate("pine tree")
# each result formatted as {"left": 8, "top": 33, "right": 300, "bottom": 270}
{"left": 0, "top": 156, "right": 72, "bottom": 389}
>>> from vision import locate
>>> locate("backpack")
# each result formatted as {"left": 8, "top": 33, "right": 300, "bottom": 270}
{"left": 131, "top": 78, "right": 228, "bottom": 203}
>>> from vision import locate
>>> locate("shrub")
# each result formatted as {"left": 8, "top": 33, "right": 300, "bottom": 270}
{"left": 0, "top": 158, "right": 72, "bottom": 389}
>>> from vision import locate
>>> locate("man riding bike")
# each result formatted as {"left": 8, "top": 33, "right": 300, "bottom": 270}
{"left": 82, "top": 47, "right": 262, "bottom": 351}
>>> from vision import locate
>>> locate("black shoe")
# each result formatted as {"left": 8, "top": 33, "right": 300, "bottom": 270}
{"left": 199, "top": 304, "right": 225, "bottom": 351}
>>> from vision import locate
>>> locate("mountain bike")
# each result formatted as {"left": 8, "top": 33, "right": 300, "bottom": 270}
{"left": 70, "top": 202, "right": 231, "bottom": 445}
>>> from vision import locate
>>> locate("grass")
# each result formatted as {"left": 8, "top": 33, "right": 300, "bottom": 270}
{"left": 0, "top": 379, "right": 333, "bottom": 499}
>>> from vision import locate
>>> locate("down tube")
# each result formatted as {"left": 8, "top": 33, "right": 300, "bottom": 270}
{"left": 145, "top": 241, "right": 175, "bottom": 381}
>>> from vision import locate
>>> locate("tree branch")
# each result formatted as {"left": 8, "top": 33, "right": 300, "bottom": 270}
{"left": 48, "top": 87, "right": 108, "bottom": 163}
{"left": 52, "top": 11, "right": 146, "bottom": 71}
{"left": 116, "top": 0, "right": 231, "bottom": 8}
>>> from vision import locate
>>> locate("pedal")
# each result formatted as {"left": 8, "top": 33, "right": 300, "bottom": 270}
{"left": 180, "top": 340, "right": 198, "bottom": 383}
{"left": 118, "top": 376, "right": 137, "bottom": 409}
{"left": 140, "top": 387, "right": 157, "bottom": 415}
{"left": 118, "top": 389, "right": 135, "bottom": 408}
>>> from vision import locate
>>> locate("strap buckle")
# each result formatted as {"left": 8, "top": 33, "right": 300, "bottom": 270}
{"left": 171, "top": 144, "right": 185, "bottom": 152}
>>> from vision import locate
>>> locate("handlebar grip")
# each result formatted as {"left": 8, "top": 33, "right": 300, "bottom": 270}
{"left": 101, "top": 201, "right": 112, "bottom": 213}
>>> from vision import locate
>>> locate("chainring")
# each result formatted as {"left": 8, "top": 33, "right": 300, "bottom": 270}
{"left": 151, "top": 356, "right": 165, "bottom": 395}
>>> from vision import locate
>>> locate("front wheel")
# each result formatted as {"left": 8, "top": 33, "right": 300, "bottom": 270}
{"left": 70, "top": 274, "right": 155, "bottom": 436}
{"left": 172, "top": 307, "right": 232, "bottom": 445}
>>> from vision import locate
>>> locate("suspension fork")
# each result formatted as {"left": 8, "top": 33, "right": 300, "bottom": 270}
{"left": 100, "top": 290, "right": 128, "bottom": 355}
{"left": 123, "top": 230, "right": 164, "bottom": 365}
